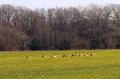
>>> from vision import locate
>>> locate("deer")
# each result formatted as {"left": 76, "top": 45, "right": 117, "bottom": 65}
{"left": 79, "top": 54, "right": 84, "bottom": 57}
{"left": 62, "top": 54, "right": 68, "bottom": 57}
{"left": 84, "top": 54, "right": 89, "bottom": 57}
{"left": 26, "top": 55, "right": 31, "bottom": 59}
{"left": 90, "top": 53, "right": 95, "bottom": 56}
{"left": 72, "top": 52, "right": 77, "bottom": 57}
{"left": 51, "top": 55, "right": 57, "bottom": 58}
{"left": 42, "top": 55, "right": 46, "bottom": 58}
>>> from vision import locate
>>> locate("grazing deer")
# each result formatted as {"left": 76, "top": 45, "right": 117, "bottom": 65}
{"left": 90, "top": 53, "right": 95, "bottom": 56}
{"left": 62, "top": 54, "right": 68, "bottom": 57}
{"left": 42, "top": 55, "right": 46, "bottom": 58}
{"left": 84, "top": 54, "right": 88, "bottom": 57}
{"left": 79, "top": 54, "right": 84, "bottom": 57}
{"left": 72, "top": 52, "right": 77, "bottom": 57}
{"left": 26, "top": 55, "right": 31, "bottom": 59}
{"left": 51, "top": 55, "right": 57, "bottom": 58}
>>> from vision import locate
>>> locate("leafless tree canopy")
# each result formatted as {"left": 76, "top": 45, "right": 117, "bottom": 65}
{"left": 0, "top": 4, "right": 120, "bottom": 51}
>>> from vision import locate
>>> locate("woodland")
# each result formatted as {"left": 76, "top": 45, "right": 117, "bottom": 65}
{"left": 0, "top": 4, "right": 120, "bottom": 50}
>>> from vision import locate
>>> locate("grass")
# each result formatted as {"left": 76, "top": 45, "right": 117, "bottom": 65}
{"left": 0, "top": 50, "right": 120, "bottom": 79}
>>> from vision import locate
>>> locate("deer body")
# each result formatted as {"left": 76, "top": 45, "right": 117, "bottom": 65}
{"left": 63, "top": 54, "right": 68, "bottom": 57}
{"left": 51, "top": 55, "right": 57, "bottom": 58}
{"left": 90, "top": 53, "right": 95, "bottom": 56}
{"left": 72, "top": 52, "right": 77, "bottom": 57}
{"left": 84, "top": 54, "right": 88, "bottom": 57}
{"left": 42, "top": 55, "right": 46, "bottom": 58}
{"left": 79, "top": 54, "right": 84, "bottom": 57}
{"left": 26, "top": 55, "right": 31, "bottom": 59}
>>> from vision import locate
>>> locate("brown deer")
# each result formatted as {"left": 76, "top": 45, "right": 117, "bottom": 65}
{"left": 90, "top": 53, "right": 95, "bottom": 56}
{"left": 72, "top": 52, "right": 77, "bottom": 57}
{"left": 62, "top": 54, "right": 68, "bottom": 57}
{"left": 79, "top": 54, "right": 84, "bottom": 57}
{"left": 84, "top": 54, "right": 89, "bottom": 57}
{"left": 26, "top": 55, "right": 31, "bottom": 59}
{"left": 42, "top": 55, "right": 46, "bottom": 58}
{"left": 51, "top": 55, "right": 57, "bottom": 58}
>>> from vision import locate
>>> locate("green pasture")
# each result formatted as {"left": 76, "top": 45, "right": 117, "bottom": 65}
{"left": 0, "top": 50, "right": 120, "bottom": 79}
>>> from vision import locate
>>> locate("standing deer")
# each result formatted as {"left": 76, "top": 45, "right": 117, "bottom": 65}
{"left": 26, "top": 55, "right": 31, "bottom": 59}
{"left": 42, "top": 55, "right": 46, "bottom": 58}
{"left": 51, "top": 55, "right": 57, "bottom": 58}
{"left": 72, "top": 52, "right": 77, "bottom": 57}
{"left": 84, "top": 54, "right": 89, "bottom": 57}
{"left": 90, "top": 53, "right": 95, "bottom": 56}
{"left": 79, "top": 54, "right": 84, "bottom": 57}
{"left": 62, "top": 54, "right": 68, "bottom": 57}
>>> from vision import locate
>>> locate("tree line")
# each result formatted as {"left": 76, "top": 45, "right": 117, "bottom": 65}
{"left": 0, "top": 4, "right": 120, "bottom": 51}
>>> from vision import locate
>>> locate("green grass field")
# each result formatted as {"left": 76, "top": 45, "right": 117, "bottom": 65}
{"left": 0, "top": 50, "right": 120, "bottom": 79}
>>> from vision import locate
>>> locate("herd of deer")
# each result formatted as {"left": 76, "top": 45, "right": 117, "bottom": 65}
{"left": 26, "top": 52, "right": 95, "bottom": 59}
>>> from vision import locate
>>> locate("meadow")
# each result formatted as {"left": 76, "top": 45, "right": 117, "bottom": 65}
{"left": 0, "top": 50, "right": 120, "bottom": 79}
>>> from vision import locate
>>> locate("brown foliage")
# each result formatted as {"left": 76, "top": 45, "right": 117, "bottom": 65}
{"left": 0, "top": 4, "right": 120, "bottom": 51}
